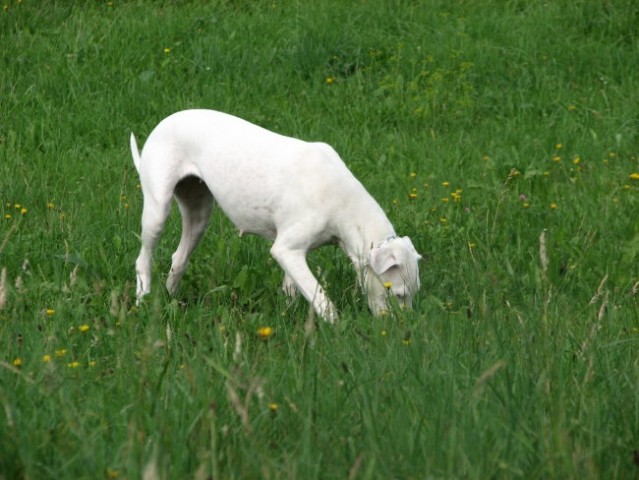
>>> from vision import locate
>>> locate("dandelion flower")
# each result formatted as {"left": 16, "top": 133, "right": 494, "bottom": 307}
{"left": 46, "top": 309, "right": 55, "bottom": 316}
{"left": 628, "top": 173, "right": 639, "bottom": 180}
{"left": 12, "top": 358, "right": 22, "bottom": 367}
{"left": 47, "top": 203, "right": 55, "bottom": 209}
{"left": 572, "top": 156, "right": 581, "bottom": 165}
{"left": 409, "top": 172, "right": 417, "bottom": 178}
{"left": 268, "top": 402, "right": 279, "bottom": 412}
{"left": 43, "top": 354, "right": 52, "bottom": 363}
{"left": 567, "top": 105, "right": 577, "bottom": 111}
{"left": 550, "top": 203, "right": 558, "bottom": 210}
{"left": 383, "top": 281, "right": 393, "bottom": 289}
{"left": 408, "top": 192, "right": 417, "bottom": 200}
{"left": 67, "top": 361, "right": 80, "bottom": 369}
{"left": 54, "top": 349, "right": 68, "bottom": 357}
{"left": 256, "top": 326, "right": 274, "bottom": 340}
{"left": 325, "top": 76, "right": 334, "bottom": 85}
{"left": 555, "top": 143, "right": 563, "bottom": 150}
{"left": 381, "top": 330, "right": 387, "bottom": 336}
{"left": 441, "top": 181, "right": 450, "bottom": 187}
{"left": 20, "top": 208, "right": 27, "bottom": 215}
{"left": 79, "top": 324, "right": 90, "bottom": 333}
{"left": 4, "top": 214, "right": 11, "bottom": 220}
{"left": 163, "top": 47, "right": 171, "bottom": 54}
{"left": 106, "top": 468, "right": 120, "bottom": 479}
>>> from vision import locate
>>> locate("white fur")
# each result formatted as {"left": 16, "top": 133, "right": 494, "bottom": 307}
{"left": 131, "top": 109, "right": 421, "bottom": 323}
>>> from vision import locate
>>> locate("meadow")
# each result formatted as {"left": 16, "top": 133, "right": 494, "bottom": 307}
{"left": 1, "top": 0, "right": 638, "bottom": 478}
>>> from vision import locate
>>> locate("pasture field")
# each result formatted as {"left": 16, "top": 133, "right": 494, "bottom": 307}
{"left": 1, "top": 0, "right": 638, "bottom": 478}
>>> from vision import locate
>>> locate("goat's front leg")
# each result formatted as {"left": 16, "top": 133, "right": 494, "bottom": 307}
{"left": 270, "top": 243, "right": 337, "bottom": 323}
{"left": 282, "top": 273, "right": 298, "bottom": 298}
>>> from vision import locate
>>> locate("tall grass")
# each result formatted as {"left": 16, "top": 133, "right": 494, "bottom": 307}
{"left": 1, "top": 0, "right": 638, "bottom": 478}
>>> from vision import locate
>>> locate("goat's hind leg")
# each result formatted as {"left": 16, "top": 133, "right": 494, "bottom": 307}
{"left": 136, "top": 194, "right": 172, "bottom": 303}
{"left": 166, "top": 176, "right": 214, "bottom": 295}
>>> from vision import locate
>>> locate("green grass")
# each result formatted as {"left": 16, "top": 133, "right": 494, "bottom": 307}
{"left": 1, "top": 0, "right": 638, "bottom": 478}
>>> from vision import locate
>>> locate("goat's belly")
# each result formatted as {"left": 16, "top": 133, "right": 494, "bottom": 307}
{"left": 221, "top": 204, "right": 278, "bottom": 240}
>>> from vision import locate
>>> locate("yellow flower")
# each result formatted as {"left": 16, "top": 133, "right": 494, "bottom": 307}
{"left": 88, "top": 361, "right": 96, "bottom": 367}
{"left": 468, "top": 242, "right": 476, "bottom": 249}
{"left": 14, "top": 203, "right": 21, "bottom": 209}
{"left": 381, "top": 330, "right": 387, "bottom": 336}
{"left": 572, "top": 156, "right": 581, "bottom": 165}
{"left": 163, "top": 47, "right": 171, "bottom": 54}
{"left": 555, "top": 143, "right": 563, "bottom": 150}
{"left": 106, "top": 467, "right": 120, "bottom": 479}
{"left": 441, "top": 197, "right": 449, "bottom": 203}
{"left": 409, "top": 172, "right": 417, "bottom": 178}
{"left": 46, "top": 309, "right": 55, "bottom": 316}
{"left": 256, "top": 326, "right": 274, "bottom": 340}
{"left": 325, "top": 76, "right": 334, "bottom": 85}
{"left": 4, "top": 214, "right": 10, "bottom": 220}
{"left": 522, "top": 202, "right": 530, "bottom": 209}
{"left": 47, "top": 202, "right": 55, "bottom": 209}
{"left": 67, "top": 361, "right": 80, "bottom": 368}
{"left": 383, "top": 281, "right": 393, "bottom": 289}
{"left": 43, "top": 354, "right": 52, "bottom": 363}
{"left": 552, "top": 155, "right": 561, "bottom": 162}
{"left": 20, "top": 208, "right": 27, "bottom": 215}
{"left": 441, "top": 181, "right": 450, "bottom": 187}
{"left": 54, "top": 349, "right": 68, "bottom": 357}
{"left": 567, "top": 105, "right": 576, "bottom": 111}
{"left": 79, "top": 324, "right": 90, "bottom": 333}
{"left": 268, "top": 402, "right": 279, "bottom": 412}
{"left": 628, "top": 173, "right": 639, "bottom": 180}
{"left": 408, "top": 192, "right": 417, "bottom": 200}
{"left": 12, "top": 358, "right": 22, "bottom": 367}
{"left": 550, "top": 203, "right": 558, "bottom": 210}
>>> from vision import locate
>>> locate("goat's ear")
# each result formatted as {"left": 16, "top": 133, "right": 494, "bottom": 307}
{"left": 368, "top": 245, "right": 398, "bottom": 275}
{"left": 401, "top": 236, "right": 423, "bottom": 260}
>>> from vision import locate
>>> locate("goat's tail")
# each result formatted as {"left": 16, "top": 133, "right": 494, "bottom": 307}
{"left": 130, "top": 132, "right": 141, "bottom": 172}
